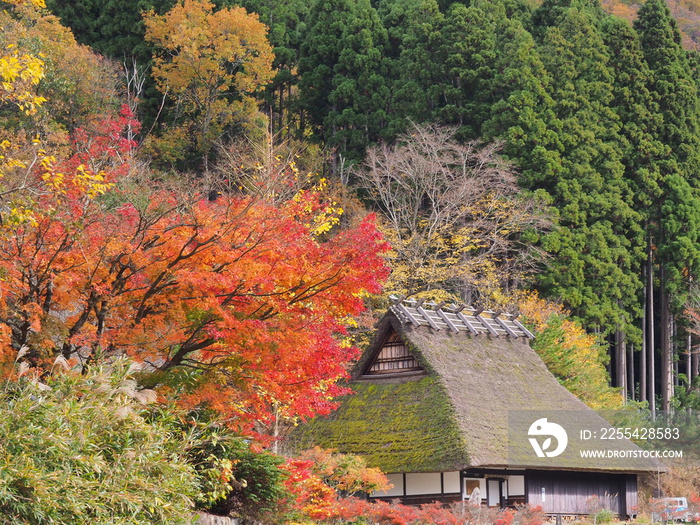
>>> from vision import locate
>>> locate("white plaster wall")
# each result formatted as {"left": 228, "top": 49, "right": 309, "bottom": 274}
{"left": 508, "top": 475, "right": 525, "bottom": 496}
{"left": 487, "top": 479, "right": 501, "bottom": 506}
{"left": 405, "top": 472, "right": 441, "bottom": 495}
{"left": 373, "top": 473, "right": 404, "bottom": 497}
{"left": 443, "top": 471, "right": 460, "bottom": 493}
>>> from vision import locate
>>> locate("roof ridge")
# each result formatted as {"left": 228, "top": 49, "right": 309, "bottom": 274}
{"left": 389, "top": 295, "right": 534, "bottom": 339}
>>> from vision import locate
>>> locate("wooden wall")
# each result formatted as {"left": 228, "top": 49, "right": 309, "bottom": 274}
{"left": 526, "top": 470, "right": 637, "bottom": 517}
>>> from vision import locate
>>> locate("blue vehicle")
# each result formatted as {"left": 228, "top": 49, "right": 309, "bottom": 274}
{"left": 662, "top": 498, "right": 693, "bottom": 522}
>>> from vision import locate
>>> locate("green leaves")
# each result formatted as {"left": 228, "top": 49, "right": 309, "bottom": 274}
{"left": 0, "top": 360, "right": 200, "bottom": 525}
{"left": 299, "top": 0, "right": 390, "bottom": 159}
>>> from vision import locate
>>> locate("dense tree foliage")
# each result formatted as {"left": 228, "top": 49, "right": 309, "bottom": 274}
{"left": 298, "top": 0, "right": 390, "bottom": 162}
{"left": 143, "top": 0, "right": 275, "bottom": 167}
{"left": 0, "top": 123, "right": 388, "bottom": 435}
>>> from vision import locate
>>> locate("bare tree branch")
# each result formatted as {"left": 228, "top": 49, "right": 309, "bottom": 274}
{"left": 354, "top": 122, "right": 551, "bottom": 304}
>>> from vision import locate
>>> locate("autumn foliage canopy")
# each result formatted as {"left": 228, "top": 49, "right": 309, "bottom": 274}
{"left": 0, "top": 100, "right": 389, "bottom": 435}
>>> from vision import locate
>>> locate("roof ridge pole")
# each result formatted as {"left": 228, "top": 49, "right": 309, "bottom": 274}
{"left": 492, "top": 312, "right": 520, "bottom": 338}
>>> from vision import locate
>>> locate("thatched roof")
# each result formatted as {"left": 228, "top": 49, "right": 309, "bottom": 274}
{"left": 289, "top": 300, "right": 659, "bottom": 474}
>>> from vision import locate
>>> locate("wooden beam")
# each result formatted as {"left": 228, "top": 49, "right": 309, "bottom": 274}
{"left": 416, "top": 305, "right": 441, "bottom": 330}
{"left": 456, "top": 311, "right": 481, "bottom": 336}
{"left": 511, "top": 318, "right": 535, "bottom": 339}
{"left": 493, "top": 315, "right": 520, "bottom": 338}
{"left": 476, "top": 314, "right": 500, "bottom": 337}
{"left": 393, "top": 303, "right": 421, "bottom": 326}
{"left": 436, "top": 308, "right": 460, "bottom": 333}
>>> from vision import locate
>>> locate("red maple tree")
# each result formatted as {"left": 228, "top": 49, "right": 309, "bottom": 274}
{"left": 0, "top": 107, "right": 389, "bottom": 435}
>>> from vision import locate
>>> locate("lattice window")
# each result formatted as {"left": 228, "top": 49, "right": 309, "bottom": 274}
{"left": 367, "top": 331, "right": 421, "bottom": 374}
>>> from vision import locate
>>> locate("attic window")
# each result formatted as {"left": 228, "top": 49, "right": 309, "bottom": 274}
{"left": 367, "top": 331, "right": 422, "bottom": 375}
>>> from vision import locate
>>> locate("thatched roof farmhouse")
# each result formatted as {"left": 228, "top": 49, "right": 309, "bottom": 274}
{"left": 290, "top": 298, "right": 660, "bottom": 517}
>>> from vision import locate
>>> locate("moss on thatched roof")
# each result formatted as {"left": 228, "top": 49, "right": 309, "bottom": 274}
{"left": 404, "top": 321, "right": 587, "bottom": 467}
{"left": 291, "top": 375, "right": 470, "bottom": 473}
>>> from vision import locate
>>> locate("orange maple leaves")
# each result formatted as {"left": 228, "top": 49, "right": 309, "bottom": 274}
{"left": 0, "top": 107, "right": 389, "bottom": 435}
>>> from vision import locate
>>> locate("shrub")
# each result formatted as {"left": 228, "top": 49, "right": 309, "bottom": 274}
{"left": 175, "top": 408, "right": 292, "bottom": 523}
{"left": 0, "top": 359, "right": 200, "bottom": 525}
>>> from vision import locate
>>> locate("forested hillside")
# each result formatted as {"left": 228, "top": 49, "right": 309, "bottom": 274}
{"left": 8, "top": 0, "right": 700, "bottom": 421}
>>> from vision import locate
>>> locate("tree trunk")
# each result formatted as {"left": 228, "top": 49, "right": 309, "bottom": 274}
{"left": 687, "top": 331, "right": 692, "bottom": 386}
{"left": 640, "top": 267, "right": 647, "bottom": 403}
{"left": 278, "top": 85, "right": 284, "bottom": 136}
{"left": 628, "top": 343, "right": 635, "bottom": 401}
{"left": 615, "top": 329, "right": 627, "bottom": 400}
{"left": 648, "top": 241, "right": 656, "bottom": 418}
{"left": 271, "top": 403, "right": 280, "bottom": 455}
{"left": 659, "top": 269, "right": 672, "bottom": 413}
{"left": 693, "top": 333, "right": 700, "bottom": 383}
{"left": 673, "top": 316, "right": 678, "bottom": 388}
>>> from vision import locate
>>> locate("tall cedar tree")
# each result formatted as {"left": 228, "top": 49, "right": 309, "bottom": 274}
{"left": 433, "top": 0, "right": 535, "bottom": 138}
{"left": 533, "top": 1, "right": 642, "bottom": 343}
{"left": 238, "top": 0, "right": 310, "bottom": 137}
{"left": 431, "top": 2, "right": 497, "bottom": 138}
{"left": 298, "top": 0, "right": 390, "bottom": 163}
{"left": 480, "top": 3, "right": 562, "bottom": 190}
{"left": 378, "top": 0, "right": 445, "bottom": 132}
{"left": 635, "top": 0, "right": 700, "bottom": 411}
{"left": 601, "top": 16, "right": 665, "bottom": 405}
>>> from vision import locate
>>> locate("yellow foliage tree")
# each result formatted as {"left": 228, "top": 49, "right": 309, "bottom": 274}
{"left": 0, "top": 0, "right": 45, "bottom": 114}
{"left": 0, "top": 0, "right": 122, "bottom": 226}
{"left": 518, "top": 291, "right": 625, "bottom": 410}
{"left": 144, "top": 0, "right": 275, "bottom": 166}
{"left": 0, "top": 0, "right": 48, "bottom": 227}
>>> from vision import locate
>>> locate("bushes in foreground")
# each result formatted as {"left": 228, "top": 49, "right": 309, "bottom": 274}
{"left": 0, "top": 359, "right": 201, "bottom": 524}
